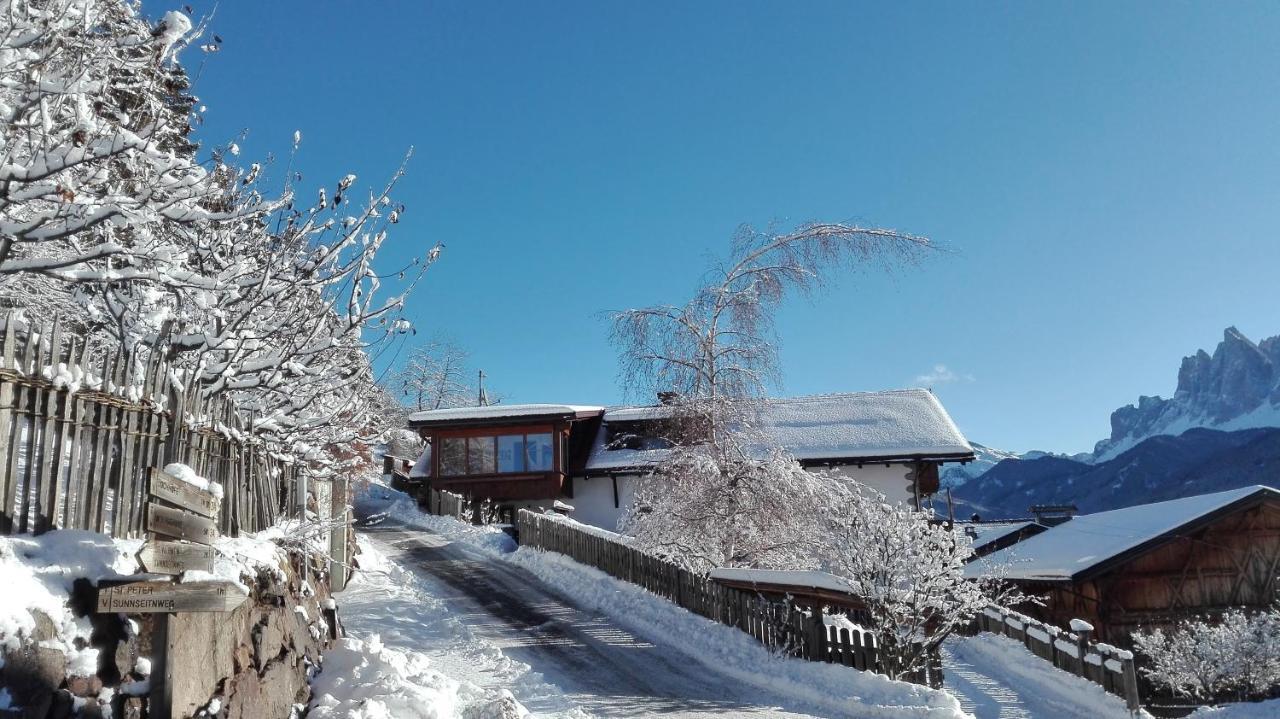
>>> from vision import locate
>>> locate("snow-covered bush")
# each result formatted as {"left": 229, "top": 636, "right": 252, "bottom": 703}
{"left": 1133, "top": 606, "right": 1280, "bottom": 701}
{"left": 819, "top": 484, "right": 998, "bottom": 680}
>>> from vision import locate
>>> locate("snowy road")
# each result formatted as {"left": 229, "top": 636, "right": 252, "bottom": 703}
{"left": 358, "top": 520, "right": 835, "bottom": 718}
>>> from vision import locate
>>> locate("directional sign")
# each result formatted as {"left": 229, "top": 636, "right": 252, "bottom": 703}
{"left": 96, "top": 580, "right": 247, "bottom": 614}
{"left": 137, "top": 540, "right": 216, "bottom": 575}
{"left": 149, "top": 469, "right": 221, "bottom": 518}
{"left": 147, "top": 503, "right": 218, "bottom": 545}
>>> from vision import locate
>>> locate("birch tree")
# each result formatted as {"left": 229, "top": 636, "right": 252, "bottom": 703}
{"left": 611, "top": 222, "right": 935, "bottom": 562}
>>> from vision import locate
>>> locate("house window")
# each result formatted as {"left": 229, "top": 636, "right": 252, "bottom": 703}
{"left": 526, "top": 433, "right": 553, "bottom": 471}
{"left": 440, "top": 437, "right": 466, "bottom": 476}
{"left": 468, "top": 436, "right": 496, "bottom": 475}
{"left": 437, "top": 430, "right": 556, "bottom": 476}
{"left": 497, "top": 435, "right": 525, "bottom": 473}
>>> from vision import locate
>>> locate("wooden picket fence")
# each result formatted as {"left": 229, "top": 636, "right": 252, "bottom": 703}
{"left": 976, "top": 605, "right": 1141, "bottom": 711}
{"left": 515, "top": 508, "right": 940, "bottom": 687}
{"left": 0, "top": 315, "right": 300, "bottom": 538}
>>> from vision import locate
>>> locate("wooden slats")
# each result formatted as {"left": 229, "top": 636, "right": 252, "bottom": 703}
{"left": 0, "top": 312, "right": 299, "bottom": 540}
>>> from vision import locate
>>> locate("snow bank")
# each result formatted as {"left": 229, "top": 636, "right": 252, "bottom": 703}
{"left": 310, "top": 635, "right": 517, "bottom": 719}
{"left": 0, "top": 530, "right": 140, "bottom": 676}
{"left": 313, "top": 534, "right": 550, "bottom": 718}
{"left": 355, "top": 483, "right": 514, "bottom": 555}
{"left": 503, "top": 546, "right": 967, "bottom": 718}
{"left": 1189, "top": 699, "right": 1280, "bottom": 718}
{"left": 944, "top": 634, "right": 1142, "bottom": 719}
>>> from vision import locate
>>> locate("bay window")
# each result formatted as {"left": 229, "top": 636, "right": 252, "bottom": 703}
{"left": 437, "top": 430, "right": 558, "bottom": 476}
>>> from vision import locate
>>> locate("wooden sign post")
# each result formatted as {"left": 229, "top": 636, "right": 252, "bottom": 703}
{"left": 96, "top": 468, "right": 232, "bottom": 719}
{"left": 96, "top": 580, "right": 248, "bottom": 614}
{"left": 137, "top": 540, "right": 216, "bottom": 575}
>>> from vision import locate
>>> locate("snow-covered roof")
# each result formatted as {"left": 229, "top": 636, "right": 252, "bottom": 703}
{"left": 584, "top": 389, "right": 973, "bottom": 472}
{"left": 756, "top": 390, "right": 973, "bottom": 461}
{"left": 407, "top": 403, "right": 604, "bottom": 424}
{"left": 968, "top": 485, "right": 1280, "bottom": 582}
{"left": 962, "top": 521, "right": 1040, "bottom": 551}
{"left": 600, "top": 405, "right": 676, "bottom": 423}
{"left": 709, "top": 568, "right": 853, "bottom": 595}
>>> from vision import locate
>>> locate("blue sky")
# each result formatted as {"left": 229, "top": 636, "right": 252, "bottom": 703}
{"left": 185, "top": 1, "right": 1280, "bottom": 454}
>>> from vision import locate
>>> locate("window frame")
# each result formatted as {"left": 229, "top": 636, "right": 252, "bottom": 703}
{"left": 433, "top": 425, "right": 560, "bottom": 478}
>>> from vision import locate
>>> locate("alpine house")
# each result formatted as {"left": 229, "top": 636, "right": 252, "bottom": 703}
{"left": 404, "top": 389, "right": 975, "bottom": 530}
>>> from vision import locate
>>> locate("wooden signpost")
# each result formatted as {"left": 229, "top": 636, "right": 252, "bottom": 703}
{"left": 96, "top": 580, "right": 247, "bottom": 614}
{"left": 137, "top": 540, "right": 216, "bottom": 575}
{"left": 97, "top": 467, "right": 232, "bottom": 719}
{"left": 146, "top": 503, "right": 218, "bottom": 545}
{"left": 148, "top": 470, "right": 221, "bottom": 517}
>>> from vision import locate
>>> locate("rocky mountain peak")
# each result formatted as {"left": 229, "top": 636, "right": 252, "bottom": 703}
{"left": 1097, "top": 327, "right": 1280, "bottom": 459}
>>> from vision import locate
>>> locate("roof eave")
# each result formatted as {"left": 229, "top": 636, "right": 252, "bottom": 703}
{"left": 409, "top": 408, "right": 604, "bottom": 429}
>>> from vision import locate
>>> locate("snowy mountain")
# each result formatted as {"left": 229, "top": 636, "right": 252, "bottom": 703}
{"left": 940, "top": 443, "right": 1024, "bottom": 488}
{"left": 948, "top": 326, "right": 1280, "bottom": 518}
{"left": 940, "top": 444, "right": 1093, "bottom": 489}
{"left": 1093, "top": 327, "right": 1280, "bottom": 460}
{"left": 951, "top": 427, "right": 1280, "bottom": 519}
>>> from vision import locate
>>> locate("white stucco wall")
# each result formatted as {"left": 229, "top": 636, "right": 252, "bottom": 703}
{"left": 824, "top": 463, "right": 916, "bottom": 505}
{"left": 565, "top": 474, "right": 636, "bottom": 532}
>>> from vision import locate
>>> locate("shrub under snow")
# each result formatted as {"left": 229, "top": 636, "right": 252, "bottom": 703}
{"left": 1133, "top": 606, "right": 1280, "bottom": 701}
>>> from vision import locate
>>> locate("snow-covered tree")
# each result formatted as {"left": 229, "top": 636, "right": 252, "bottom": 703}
{"left": 1134, "top": 606, "right": 1280, "bottom": 701}
{"left": 0, "top": 0, "right": 436, "bottom": 479}
{"left": 820, "top": 484, "right": 998, "bottom": 680}
{"left": 625, "top": 440, "right": 850, "bottom": 571}
{"left": 611, "top": 222, "right": 936, "bottom": 562}
{"left": 609, "top": 223, "right": 989, "bottom": 679}
{"left": 0, "top": 1, "right": 260, "bottom": 284}
{"left": 610, "top": 222, "right": 934, "bottom": 451}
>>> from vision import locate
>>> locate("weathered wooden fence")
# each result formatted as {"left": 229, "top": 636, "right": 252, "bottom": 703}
{"left": 0, "top": 316, "right": 301, "bottom": 538}
{"left": 423, "top": 486, "right": 468, "bottom": 521}
{"left": 976, "top": 605, "right": 1141, "bottom": 711}
{"left": 516, "top": 508, "right": 940, "bottom": 687}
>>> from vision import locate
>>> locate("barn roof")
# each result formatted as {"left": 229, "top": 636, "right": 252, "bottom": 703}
{"left": 584, "top": 389, "right": 973, "bottom": 473}
{"left": 967, "top": 485, "right": 1280, "bottom": 583}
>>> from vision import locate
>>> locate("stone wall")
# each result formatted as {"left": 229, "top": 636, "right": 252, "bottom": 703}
{"left": 1, "top": 551, "right": 339, "bottom": 719}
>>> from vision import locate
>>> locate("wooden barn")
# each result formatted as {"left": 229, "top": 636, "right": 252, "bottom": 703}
{"left": 967, "top": 485, "right": 1280, "bottom": 645}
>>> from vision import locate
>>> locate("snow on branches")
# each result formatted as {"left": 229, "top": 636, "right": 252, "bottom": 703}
{"left": 609, "top": 221, "right": 985, "bottom": 679}
{"left": 0, "top": 0, "right": 436, "bottom": 477}
{"left": 821, "top": 484, "right": 997, "bottom": 680}
{"left": 1133, "top": 606, "right": 1280, "bottom": 701}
